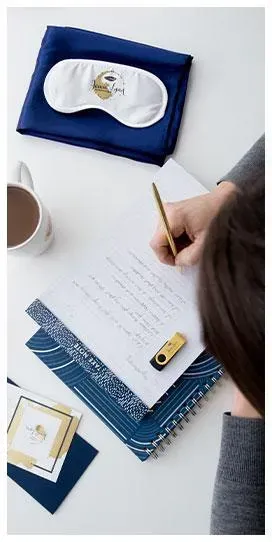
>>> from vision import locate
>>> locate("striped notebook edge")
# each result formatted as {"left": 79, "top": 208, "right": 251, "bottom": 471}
{"left": 26, "top": 326, "right": 223, "bottom": 462}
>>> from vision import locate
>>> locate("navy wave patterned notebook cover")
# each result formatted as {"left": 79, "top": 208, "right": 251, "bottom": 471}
{"left": 26, "top": 300, "right": 223, "bottom": 462}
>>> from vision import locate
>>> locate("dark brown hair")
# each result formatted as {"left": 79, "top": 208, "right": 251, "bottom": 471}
{"left": 198, "top": 179, "right": 264, "bottom": 416}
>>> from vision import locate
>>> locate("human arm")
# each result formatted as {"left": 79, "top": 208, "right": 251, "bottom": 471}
{"left": 210, "top": 390, "right": 265, "bottom": 535}
{"left": 150, "top": 134, "right": 265, "bottom": 266}
{"left": 219, "top": 134, "right": 265, "bottom": 189}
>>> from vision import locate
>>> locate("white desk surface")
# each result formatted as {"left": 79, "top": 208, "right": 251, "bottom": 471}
{"left": 7, "top": 7, "right": 264, "bottom": 535}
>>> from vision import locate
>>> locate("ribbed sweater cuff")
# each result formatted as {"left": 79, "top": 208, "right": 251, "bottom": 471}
{"left": 216, "top": 413, "right": 265, "bottom": 486}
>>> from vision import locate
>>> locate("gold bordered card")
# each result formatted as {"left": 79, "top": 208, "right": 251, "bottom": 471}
{"left": 7, "top": 383, "right": 82, "bottom": 482}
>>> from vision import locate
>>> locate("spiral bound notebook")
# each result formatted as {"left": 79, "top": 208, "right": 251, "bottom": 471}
{"left": 26, "top": 326, "right": 223, "bottom": 461}
{"left": 25, "top": 159, "right": 224, "bottom": 460}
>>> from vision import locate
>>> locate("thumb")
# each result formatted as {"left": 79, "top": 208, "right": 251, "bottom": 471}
{"left": 175, "top": 237, "right": 203, "bottom": 267}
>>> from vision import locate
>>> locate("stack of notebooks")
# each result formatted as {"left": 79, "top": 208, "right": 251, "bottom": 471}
{"left": 26, "top": 160, "right": 223, "bottom": 461}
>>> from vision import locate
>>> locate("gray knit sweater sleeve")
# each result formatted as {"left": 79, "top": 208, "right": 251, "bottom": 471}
{"left": 220, "top": 134, "right": 265, "bottom": 189}
{"left": 210, "top": 414, "right": 265, "bottom": 534}
{"left": 211, "top": 138, "right": 265, "bottom": 534}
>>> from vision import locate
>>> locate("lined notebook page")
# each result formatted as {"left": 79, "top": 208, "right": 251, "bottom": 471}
{"left": 40, "top": 160, "right": 208, "bottom": 408}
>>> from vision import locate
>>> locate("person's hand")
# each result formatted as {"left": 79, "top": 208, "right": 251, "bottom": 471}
{"left": 232, "top": 387, "right": 262, "bottom": 418}
{"left": 150, "top": 181, "right": 236, "bottom": 266}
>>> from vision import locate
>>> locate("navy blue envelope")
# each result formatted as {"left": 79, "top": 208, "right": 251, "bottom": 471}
{"left": 17, "top": 26, "right": 193, "bottom": 165}
{"left": 7, "top": 378, "right": 98, "bottom": 514}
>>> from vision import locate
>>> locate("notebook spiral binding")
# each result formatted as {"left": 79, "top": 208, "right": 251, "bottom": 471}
{"left": 147, "top": 368, "right": 225, "bottom": 459}
{"left": 26, "top": 325, "right": 225, "bottom": 462}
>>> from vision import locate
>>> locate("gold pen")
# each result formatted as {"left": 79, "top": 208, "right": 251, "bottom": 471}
{"left": 152, "top": 182, "right": 177, "bottom": 258}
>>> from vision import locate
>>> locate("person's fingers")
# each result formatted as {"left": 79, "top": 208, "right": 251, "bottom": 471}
{"left": 175, "top": 236, "right": 204, "bottom": 267}
{"left": 150, "top": 236, "right": 175, "bottom": 265}
{"left": 150, "top": 225, "right": 175, "bottom": 265}
{"left": 163, "top": 202, "right": 186, "bottom": 238}
{"left": 150, "top": 202, "right": 187, "bottom": 264}
{"left": 158, "top": 249, "right": 175, "bottom": 266}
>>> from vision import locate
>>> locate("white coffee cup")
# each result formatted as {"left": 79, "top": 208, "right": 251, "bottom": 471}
{"left": 7, "top": 161, "right": 54, "bottom": 256}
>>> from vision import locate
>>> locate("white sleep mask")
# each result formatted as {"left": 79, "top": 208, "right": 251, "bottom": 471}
{"left": 44, "top": 59, "right": 168, "bottom": 128}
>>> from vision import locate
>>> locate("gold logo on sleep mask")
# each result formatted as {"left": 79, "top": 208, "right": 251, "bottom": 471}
{"left": 92, "top": 70, "right": 124, "bottom": 100}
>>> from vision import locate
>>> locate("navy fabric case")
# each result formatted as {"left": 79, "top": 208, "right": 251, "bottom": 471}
{"left": 17, "top": 26, "right": 193, "bottom": 165}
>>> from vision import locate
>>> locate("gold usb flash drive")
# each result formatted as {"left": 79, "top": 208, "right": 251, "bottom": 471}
{"left": 150, "top": 332, "right": 187, "bottom": 371}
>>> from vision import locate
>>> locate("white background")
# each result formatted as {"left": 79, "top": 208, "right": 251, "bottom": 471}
{"left": 7, "top": 7, "right": 264, "bottom": 535}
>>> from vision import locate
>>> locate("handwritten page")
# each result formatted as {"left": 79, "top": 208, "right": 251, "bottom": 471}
{"left": 40, "top": 160, "right": 209, "bottom": 408}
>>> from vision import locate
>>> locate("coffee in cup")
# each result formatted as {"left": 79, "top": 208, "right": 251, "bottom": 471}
{"left": 7, "top": 162, "right": 53, "bottom": 256}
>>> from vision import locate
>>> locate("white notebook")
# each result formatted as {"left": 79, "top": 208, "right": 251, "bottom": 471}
{"left": 40, "top": 159, "right": 208, "bottom": 408}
